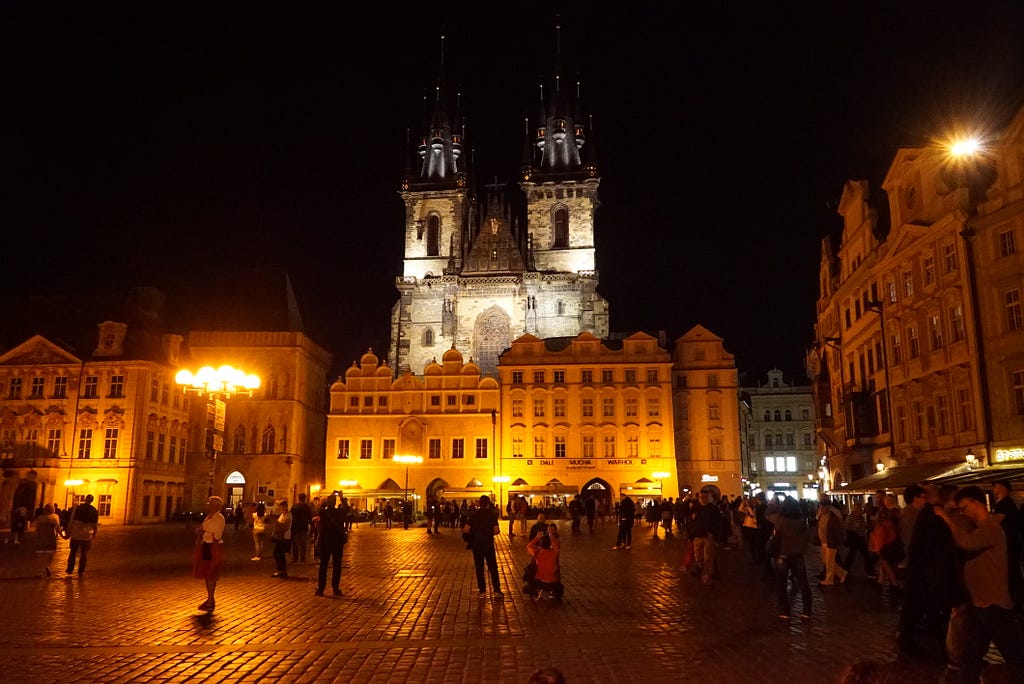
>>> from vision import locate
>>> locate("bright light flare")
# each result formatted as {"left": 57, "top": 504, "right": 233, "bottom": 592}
{"left": 948, "top": 137, "right": 982, "bottom": 158}
{"left": 176, "top": 365, "right": 260, "bottom": 397}
{"left": 393, "top": 455, "right": 423, "bottom": 464}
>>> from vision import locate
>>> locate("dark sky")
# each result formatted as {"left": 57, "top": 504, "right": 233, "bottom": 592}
{"left": 6, "top": 3, "right": 1024, "bottom": 381}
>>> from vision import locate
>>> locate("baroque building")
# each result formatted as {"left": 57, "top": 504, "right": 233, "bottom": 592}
{"left": 740, "top": 368, "right": 818, "bottom": 500}
{"left": 498, "top": 331, "right": 676, "bottom": 509}
{"left": 672, "top": 325, "right": 742, "bottom": 498}
{"left": 0, "top": 288, "right": 190, "bottom": 526}
{"left": 388, "top": 61, "right": 609, "bottom": 377}
{"left": 811, "top": 101, "right": 1024, "bottom": 492}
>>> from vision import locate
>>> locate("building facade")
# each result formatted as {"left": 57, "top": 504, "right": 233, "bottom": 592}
{"left": 672, "top": 325, "right": 742, "bottom": 498}
{"left": 497, "top": 331, "right": 677, "bottom": 509}
{"left": 812, "top": 103, "right": 1024, "bottom": 491}
{"left": 388, "top": 66, "right": 609, "bottom": 377}
{"left": 324, "top": 348, "right": 500, "bottom": 513}
{"left": 182, "top": 330, "right": 331, "bottom": 513}
{"left": 0, "top": 293, "right": 191, "bottom": 526}
{"left": 741, "top": 369, "right": 818, "bottom": 500}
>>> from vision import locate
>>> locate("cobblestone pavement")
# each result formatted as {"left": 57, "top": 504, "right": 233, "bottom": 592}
{"left": 0, "top": 518, "right": 963, "bottom": 683}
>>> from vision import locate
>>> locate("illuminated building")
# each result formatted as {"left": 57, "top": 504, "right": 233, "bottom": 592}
{"left": 0, "top": 289, "right": 190, "bottom": 524}
{"left": 672, "top": 325, "right": 742, "bottom": 498}
{"left": 497, "top": 331, "right": 677, "bottom": 509}
{"left": 325, "top": 348, "right": 499, "bottom": 512}
{"left": 389, "top": 52, "right": 608, "bottom": 377}
{"left": 740, "top": 369, "right": 818, "bottom": 500}
{"left": 812, "top": 102, "right": 1024, "bottom": 491}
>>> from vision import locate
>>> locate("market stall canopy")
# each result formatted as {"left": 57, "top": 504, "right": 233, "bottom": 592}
{"left": 831, "top": 461, "right": 968, "bottom": 495}
{"left": 926, "top": 462, "right": 1024, "bottom": 486}
{"left": 438, "top": 487, "right": 494, "bottom": 498}
{"left": 508, "top": 484, "right": 579, "bottom": 495}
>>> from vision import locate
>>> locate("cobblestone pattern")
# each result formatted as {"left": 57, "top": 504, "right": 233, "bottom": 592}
{"left": 0, "top": 520, "right": 962, "bottom": 682}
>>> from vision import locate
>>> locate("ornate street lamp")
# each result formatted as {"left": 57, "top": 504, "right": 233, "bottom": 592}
{"left": 176, "top": 365, "right": 260, "bottom": 498}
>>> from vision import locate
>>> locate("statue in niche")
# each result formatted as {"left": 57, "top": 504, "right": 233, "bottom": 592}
{"left": 442, "top": 299, "right": 456, "bottom": 336}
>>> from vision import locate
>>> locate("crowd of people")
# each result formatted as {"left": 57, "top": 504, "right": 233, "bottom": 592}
{"left": 11, "top": 477, "right": 1024, "bottom": 681}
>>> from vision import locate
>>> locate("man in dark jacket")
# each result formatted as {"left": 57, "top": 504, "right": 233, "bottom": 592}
{"left": 688, "top": 491, "right": 722, "bottom": 585}
{"left": 463, "top": 495, "right": 503, "bottom": 598}
{"left": 992, "top": 480, "right": 1023, "bottom": 610}
{"left": 315, "top": 495, "right": 347, "bottom": 596}
{"left": 290, "top": 494, "right": 313, "bottom": 563}
{"left": 613, "top": 495, "right": 636, "bottom": 549}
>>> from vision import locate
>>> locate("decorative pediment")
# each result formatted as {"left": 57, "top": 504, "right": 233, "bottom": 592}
{"left": 77, "top": 408, "right": 99, "bottom": 428}
{"left": 102, "top": 406, "right": 126, "bottom": 428}
{"left": 0, "top": 335, "right": 81, "bottom": 367}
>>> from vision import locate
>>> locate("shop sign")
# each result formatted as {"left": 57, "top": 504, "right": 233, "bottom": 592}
{"left": 701, "top": 474, "right": 719, "bottom": 482}
{"left": 995, "top": 448, "right": 1024, "bottom": 463}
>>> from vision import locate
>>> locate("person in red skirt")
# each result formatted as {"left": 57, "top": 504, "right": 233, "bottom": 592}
{"left": 194, "top": 496, "right": 225, "bottom": 612}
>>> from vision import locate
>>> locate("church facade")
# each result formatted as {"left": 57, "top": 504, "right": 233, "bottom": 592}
{"left": 388, "top": 67, "right": 609, "bottom": 377}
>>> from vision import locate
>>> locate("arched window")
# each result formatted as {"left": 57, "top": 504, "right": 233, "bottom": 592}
{"left": 764, "top": 410, "right": 770, "bottom": 421}
{"left": 233, "top": 426, "right": 246, "bottom": 453}
{"left": 423, "top": 328, "right": 434, "bottom": 346}
{"left": 265, "top": 374, "right": 278, "bottom": 400}
{"left": 773, "top": 410, "right": 781, "bottom": 422}
{"left": 784, "top": 409, "right": 792, "bottom": 421}
{"left": 556, "top": 300, "right": 565, "bottom": 316}
{"left": 427, "top": 215, "right": 440, "bottom": 256}
{"left": 261, "top": 426, "right": 276, "bottom": 454}
{"left": 553, "top": 207, "right": 568, "bottom": 248}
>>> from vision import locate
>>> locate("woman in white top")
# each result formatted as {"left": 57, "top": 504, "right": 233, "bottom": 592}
{"left": 251, "top": 501, "right": 267, "bottom": 560}
{"left": 194, "top": 496, "right": 225, "bottom": 612}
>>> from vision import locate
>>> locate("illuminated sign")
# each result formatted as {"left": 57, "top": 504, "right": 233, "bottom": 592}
{"left": 226, "top": 471, "right": 246, "bottom": 484}
{"left": 701, "top": 474, "right": 719, "bottom": 482}
{"left": 995, "top": 448, "right": 1024, "bottom": 463}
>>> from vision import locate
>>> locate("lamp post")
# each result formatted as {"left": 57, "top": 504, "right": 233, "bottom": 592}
{"left": 393, "top": 455, "right": 422, "bottom": 502}
{"left": 652, "top": 471, "right": 670, "bottom": 498}
{"left": 493, "top": 475, "right": 510, "bottom": 516}
{"left": 176, "top": 365, "right": 260, "bottom": 499}
{"left": 945, "top": 134, "right": 994, "bottom": 467}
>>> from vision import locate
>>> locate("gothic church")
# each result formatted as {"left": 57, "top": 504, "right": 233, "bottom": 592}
{"left": 388, "top": 48, "right": 609, "bottom": 376}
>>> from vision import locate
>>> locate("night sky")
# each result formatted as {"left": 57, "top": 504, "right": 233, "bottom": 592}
{"left": 6, "top": 3, "right": 1024, "bottom": 381}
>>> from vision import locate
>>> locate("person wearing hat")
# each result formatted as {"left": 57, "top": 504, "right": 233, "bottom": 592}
{"left": 194, "top": 496, "right": 225, "bottom": 612}
{"left": 462, "top": 495, "right": 504, "bottom": 598}
{"left": 65, "top": 494, "right": 99, "bottom": 576}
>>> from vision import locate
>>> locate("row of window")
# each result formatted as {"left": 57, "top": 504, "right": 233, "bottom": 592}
{"left": 347, "top": 394, "right": 479, "bottom": 408}
{"left": 510, "top": 435, "right": 663, "bottom": 459}
{"left": 511, "top": 396, "right": 661, "bottom": 419}
{"left": 892, "top": 389, "right": 976, "bottom": 442}
{"left": 749, "top": 432, "right": 814, "bottom": 449}
{"left": 511, "top": 368, "right": 662, "bottom": 385}
{"left": 70, "top": 493, "right": 112, "bottom": 517}
{"left": 143, "top": 430, "right": 185, "bottom": 464}
{"left": 5, "top": 374, "right": 192, "bottom": 409}
{"left": 337, "top": 437, "right": 488, "bottom": 460}
{"left": 760, "top": 408, "right": 811, "bottom": 422}
{"left": 140, "top": 494, "right": 182, "bottom": 519}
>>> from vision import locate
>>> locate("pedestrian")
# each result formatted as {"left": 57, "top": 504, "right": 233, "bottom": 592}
{"left": 569, "top": 495, "right": 583, "bottom": 534}
{"left": 6, "top": 505, "right": 28, "bottom": 544}
{"left": 896, "top": 484, "right": 957, "bottom": 660}
{"left": 755, "top": 492, "right": 775, "bottom": 579}
{"left": 516, "top": 496, "right": 529, "bottom": 535}
{"left": 384, "top": 501, "right": 394, "bottom": 530}
{"left": 270, "top": 499, "right": 292, "bottom": 578}
{"left": 528, "top": 511, "right": 548, "bottom": 542}
{"left": 33, "top": 503, "right": 61, "bottom": 578}
{"left": 402, "top": 499, "right": 412, "bottom": 530}
{"left": 507, "top": 498, "right": 516, "bottom": 537}
{"left": 767, "top": 495, "right": 812, "bottom": 621}
{"left": 233, "top": 503, "right": 244, "bottom": 531}
{"left": 462, "top": 494, "right": 503, "bottom": 598}
{"left": 991, "top": 480, "right": 1023, "bottom": 611}
{"left": 934, "top": 485, "right": 1024, "bottom": 682}
{"left": 251, "top": 501, "right": 267, "bottom": 560}
{"left": 193, "top": 495, "right": 225, "bottom": 612}
{"left": 314, "top": 495, "right": 347, "bottom": 597}
{"left": 65, "top": 494, "right": 99, "bottom": 576}
{"left": 612, "top": 495, "right": 636, "bottom": 550}
{"left": 817, "top": 494, "right": 847, "bottom": 586}
{"left": 738, "top": 496, "right": 759, "bottom": 563}
{"left": 584, "top": 495, "right": 597, "bottom": 533}
{"left": 290, "top": 494, "right": 313, "bottom": 563}
{"left": 524, "top": 523, "right": 564, "bottom": 600}
{"left": 687, "top": 490, "right": 721, "bottom": 584}
{"left": 841, "top": 501, "right": 870, "bottom": 575}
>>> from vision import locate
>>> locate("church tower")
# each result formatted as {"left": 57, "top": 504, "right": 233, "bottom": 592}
{"left": 389, "top": 28, "right": 609, "bottom": 377}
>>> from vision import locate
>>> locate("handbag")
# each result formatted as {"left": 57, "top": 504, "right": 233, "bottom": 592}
{"left": 522, "top": 557, "right": 538, "bottom": 583}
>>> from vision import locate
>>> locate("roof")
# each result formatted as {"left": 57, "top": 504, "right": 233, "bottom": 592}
{"left": 831, "top": 461, "right": 968, "bottom": 495}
